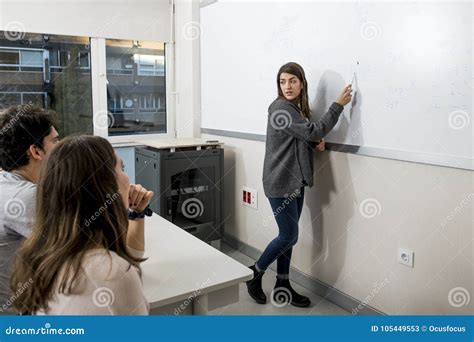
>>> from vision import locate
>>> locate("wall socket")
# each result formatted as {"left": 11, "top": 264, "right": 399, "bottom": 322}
{"left": 242, "top": 186, "right": 258, "bottom": 210}
{"left": 398, "top": 248, "right": 414, "bottom": 268}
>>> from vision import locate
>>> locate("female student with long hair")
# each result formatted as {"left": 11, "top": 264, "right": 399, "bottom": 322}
{"left": 246, "top": 62, "right": 352, "bottom": 307}
{"left": 11, "top": 135, "right": 153, "bottom": 315}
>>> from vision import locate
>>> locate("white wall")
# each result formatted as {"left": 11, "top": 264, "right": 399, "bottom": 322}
{"left": 174, "top": 0, "right": 201, "bottom": 138}
{"left": 202, "top": 133, "right": 473, "bottom": 315}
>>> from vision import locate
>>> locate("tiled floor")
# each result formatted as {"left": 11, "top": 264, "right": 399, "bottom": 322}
{"left": 208, "top": 244, "right": 350, "bottom": 316}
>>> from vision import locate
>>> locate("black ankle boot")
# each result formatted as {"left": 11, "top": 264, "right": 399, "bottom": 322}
{"left": 246, "top": 265, "right": 267, "bottom": 304}
{"left": 273, "top": 277, "right": 311, "bottom": 308}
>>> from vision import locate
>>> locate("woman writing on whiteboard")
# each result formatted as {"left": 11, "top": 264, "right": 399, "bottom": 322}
{"left": 246, "top": 62, "right": 352, "bottom": 307}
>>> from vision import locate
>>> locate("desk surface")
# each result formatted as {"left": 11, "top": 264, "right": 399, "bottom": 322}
{"left": 112, "top": 138, "right": 224, "bottom": 150}
{"left": 140, "top": 138, "right": 224, "bottom": 149}
{"left": 142, "top": 214, "right": 252, "bottom": 309}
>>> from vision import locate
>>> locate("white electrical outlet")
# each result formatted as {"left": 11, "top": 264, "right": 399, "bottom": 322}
{"left": 398, "top": 248, "right": 414, "bottom": 268}
{"left": 242, "top": 186, "right": 258, "bottom": 210}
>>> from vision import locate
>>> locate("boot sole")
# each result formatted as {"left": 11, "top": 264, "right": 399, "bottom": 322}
{"left": 246, "top": 284, "right": 267, "bottom": 304}
{"left": 290, "top": 300, "right": 311, "bottom": 308}
{"left": 248, "top": 292, "right": 267, "bottom": 305}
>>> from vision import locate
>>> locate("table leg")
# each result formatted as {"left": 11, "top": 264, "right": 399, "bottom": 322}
{"left": 193, "top": 284, "right": 240, "bottom": 315}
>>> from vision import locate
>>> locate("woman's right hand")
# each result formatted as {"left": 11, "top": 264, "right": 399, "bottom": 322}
{"left": 129, "top": 184, "right": 153, "bottom": 212}
{"left": 336, "top": 84, "right": 353, "bottom": 106}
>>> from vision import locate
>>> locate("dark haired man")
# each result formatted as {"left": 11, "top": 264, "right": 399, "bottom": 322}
{"left": 0, "top": 105, "right": 59, "bottom": 314}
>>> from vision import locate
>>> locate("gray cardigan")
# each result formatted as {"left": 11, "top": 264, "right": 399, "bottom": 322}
{"left": 262, "top": 98, "right": 344, "bottom": 198}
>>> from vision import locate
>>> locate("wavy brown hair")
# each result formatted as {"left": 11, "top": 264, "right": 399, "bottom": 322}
{"left": 276, "top": 62, "right": 311, "bottom": 120}
{"left": 10, "top": 135, "right": 143, "bottom": 314}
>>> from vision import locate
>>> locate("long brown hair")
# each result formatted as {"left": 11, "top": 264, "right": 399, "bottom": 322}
{"left": 276, "top": 62, "right": 311, "bottom": 120}
{"left": 11, "top": 135, "right": 142, "bottom": 314}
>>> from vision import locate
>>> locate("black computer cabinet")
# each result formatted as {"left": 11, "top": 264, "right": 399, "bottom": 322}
{"left": 135, "top": 146, "right": 224, "bottom": 243}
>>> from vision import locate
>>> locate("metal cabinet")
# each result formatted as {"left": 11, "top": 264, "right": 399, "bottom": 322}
{"left": 135, "top": 146, "right": 223, "bottom": 243}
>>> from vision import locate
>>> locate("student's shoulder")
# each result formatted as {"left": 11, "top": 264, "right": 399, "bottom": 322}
{"left": 0, "top": 172, "right": 37, "bottom": 234}
{"left": 83, "top": 249, "right": 139, "bottom": 282}
{"left": 0, "top": 171, "right": 37, "bottom": 202}
{"left": 14, "top": 183, "right": 37, "bottom": 207}
{"left": 268, "top": 97, "right": 299, "bottom": 114}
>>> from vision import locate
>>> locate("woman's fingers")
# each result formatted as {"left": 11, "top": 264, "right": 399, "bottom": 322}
{"left": 134, "top": 188, "right": 146, "bottom": 207}
{"left": 318, "top": 139, "right": 326, "bottom": 151}
{"left": 336, "top": 85, "right": 353, "bottom": 106}
{"left": 128, "top": 183, "right": 154, "bottom": 211}
{"left": 143, "top": 191, "right": 153, "bottom": 205}
{"left": 129, "top": 184, "right": 140, "bottom": 206}
{"left": 134, "top": 190, "right": 153, "bottom": 212}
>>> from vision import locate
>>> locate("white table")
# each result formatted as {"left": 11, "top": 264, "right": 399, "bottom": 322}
{"left": 112, "top": 138, "right": 224, "bottom": 151}
{"left": 141, "top": 214, "right": 253, "bottom": 315}
{"left": 136, "top": 138, "right": 224, "bottom": 151}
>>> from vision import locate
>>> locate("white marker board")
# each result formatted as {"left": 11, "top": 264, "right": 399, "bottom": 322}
{"left": 201, "top": 0, "right": 473, "bottom": 168}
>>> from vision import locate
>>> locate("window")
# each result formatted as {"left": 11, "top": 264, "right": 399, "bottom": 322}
{"left": 136, "top": 54, "right": 165, "bottom": 76}
{"left": 0, "top": 50, "right": 19, "bottom": 66}
{"left": 0, "top": 92, "right": 46, "bottom": 107}
{"left": 50, "top": 50, "right": 90, "bottom": 72}
{"left": 0, "top": 31, "right": 93, "bottom": 136}
{"left": 0, "top": 48, "right": 44, "bottom": 72}
{"left": 79, "top": 52, "right": 90, "bottom": 68}
{"left": 106, "top": 39, "right": 166, "bottom": 136}
{"left": 59, "top": 51, "right": 68, "bottom": 67}
{"left": 0, "top": 32, "right": 168, "bottom": 138}
{"left": 20, "top": 50, "right": 43, "bottom": 66}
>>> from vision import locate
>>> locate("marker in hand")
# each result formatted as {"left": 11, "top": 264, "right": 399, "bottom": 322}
{"left": 336, "top": 84, "right": 353, "bottom": 106}
{"left": 351, "top": 61, "right": 359, "bottom": 89}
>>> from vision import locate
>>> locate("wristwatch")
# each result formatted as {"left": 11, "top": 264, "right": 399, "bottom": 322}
{"left": 128, "top": 205, "right": 153, "bottom": 220}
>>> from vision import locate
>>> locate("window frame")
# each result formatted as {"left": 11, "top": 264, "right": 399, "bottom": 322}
{"left": 0, "top": 47, "right": 44, "bottom": 73}
{"left": 90, "top": 38, "right": 173, "bottom": 142}
{"left": 0, "top": 33, "right": 173, "bottom": 141}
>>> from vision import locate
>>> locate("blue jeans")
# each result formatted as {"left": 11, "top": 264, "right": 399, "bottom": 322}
{"left": 256, "top": 187, "right": 305, "bottom": 275}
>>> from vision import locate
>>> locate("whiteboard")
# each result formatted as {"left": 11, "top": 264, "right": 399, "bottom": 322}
{"left": 201, "top": 0, "right": 473, "bottom": 166}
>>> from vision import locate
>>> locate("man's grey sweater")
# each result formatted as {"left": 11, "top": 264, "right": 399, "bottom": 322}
{"left": 262, "top": 98, "right": 344, "bottom": 198}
